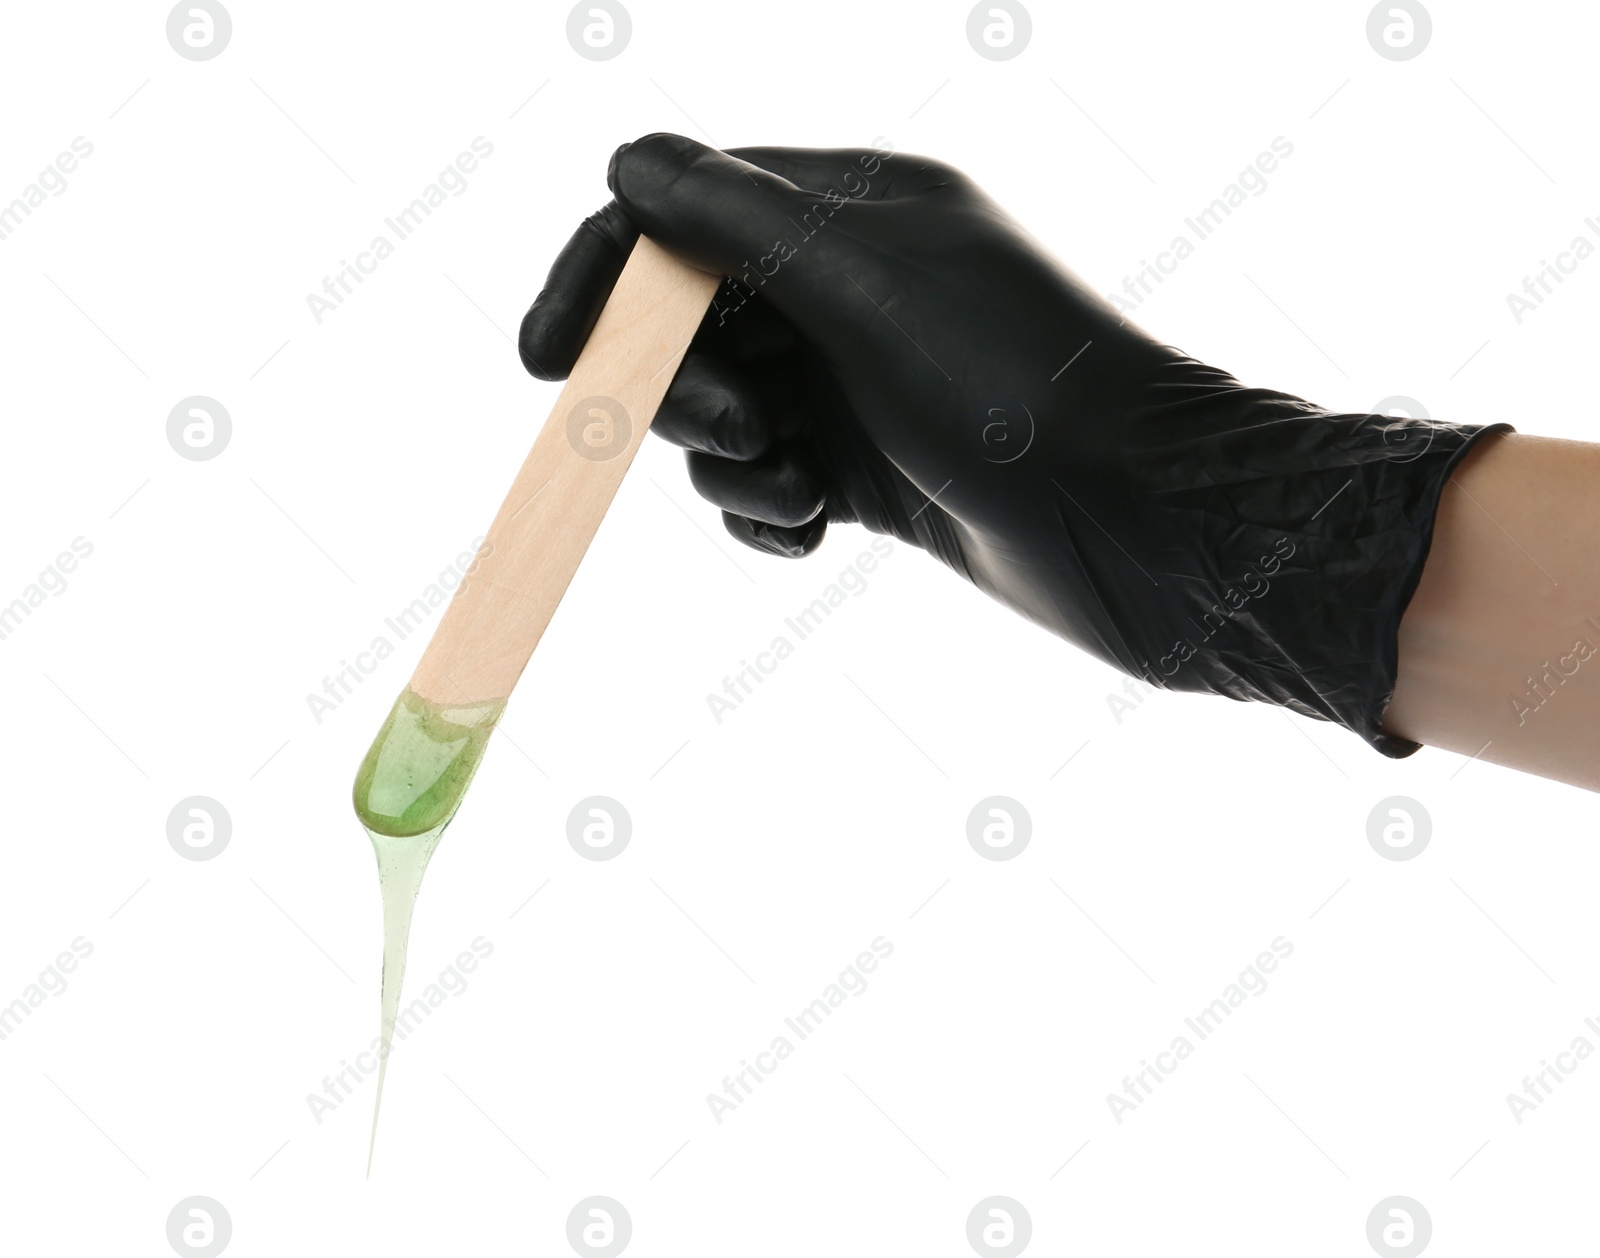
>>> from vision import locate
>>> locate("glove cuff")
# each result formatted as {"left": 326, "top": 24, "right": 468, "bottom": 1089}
{"left": 1356, "top": 419, "right": 1514, "bottom": 757}
{"left": 1120, "top": 404, "right": 1514, "bottom": 758}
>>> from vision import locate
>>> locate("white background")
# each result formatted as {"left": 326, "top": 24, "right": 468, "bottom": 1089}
{"left": 2, "top": 1, "right": 1597, "bottom": 1254}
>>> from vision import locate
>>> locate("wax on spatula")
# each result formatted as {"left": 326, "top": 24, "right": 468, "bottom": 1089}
{"left": 352, "top": 236, "right": 720, "bottom": 1173}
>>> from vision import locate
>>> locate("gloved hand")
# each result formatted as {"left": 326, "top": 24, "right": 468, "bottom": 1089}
{"left": 518, "top": 133, "right": 1510, "bottom": 756}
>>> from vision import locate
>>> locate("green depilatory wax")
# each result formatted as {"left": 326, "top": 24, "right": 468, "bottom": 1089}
{"left": 352, "top": 687, "right": 505, "bottom": 1174}
{"left": 353, "top": 687, "right": 505, "bottom": 838}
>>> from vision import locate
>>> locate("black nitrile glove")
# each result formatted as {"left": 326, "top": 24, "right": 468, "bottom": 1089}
{"left": 519, "top": 133, "right": 1511, "bottom": 756}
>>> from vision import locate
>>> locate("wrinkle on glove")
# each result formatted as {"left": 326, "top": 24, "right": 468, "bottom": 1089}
{"left": 519, "top": 133, "right": 1511, "bottom": 757}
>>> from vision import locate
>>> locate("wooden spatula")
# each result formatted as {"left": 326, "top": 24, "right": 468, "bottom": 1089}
{"left": 353, "top": 236, "right": 719, "bottom": 1173}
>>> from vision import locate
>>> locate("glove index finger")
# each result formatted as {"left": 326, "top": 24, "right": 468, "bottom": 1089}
{"left": 727, "top": 145, "right": 908, "bottom": 202}
{"left": 518, "top": 200, "right": 638, "bottom": 381}
{"left": 607, "top": 133, "right": 813, "bottom": 284}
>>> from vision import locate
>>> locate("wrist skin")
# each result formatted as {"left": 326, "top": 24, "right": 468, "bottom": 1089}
{"left": 1383, "top": 432, "right": 1600, "bottom": 792}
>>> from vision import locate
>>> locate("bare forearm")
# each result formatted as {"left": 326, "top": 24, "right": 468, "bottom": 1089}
{"left": 1384, "top": 432, "right": 1600, "bottom": 791}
